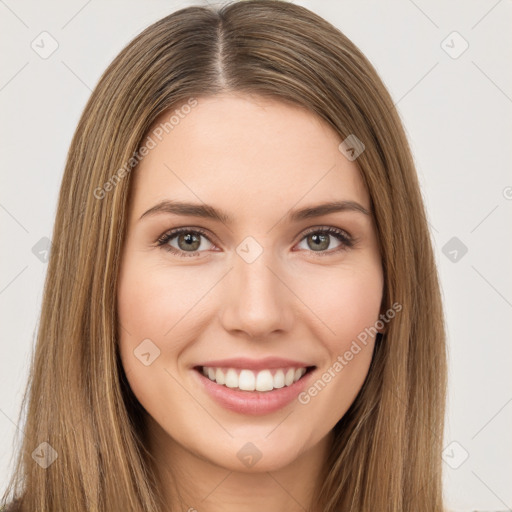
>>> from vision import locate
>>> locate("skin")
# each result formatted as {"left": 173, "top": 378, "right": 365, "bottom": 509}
{"left": 117, "top": 93, "right": 384, "bottom": 512}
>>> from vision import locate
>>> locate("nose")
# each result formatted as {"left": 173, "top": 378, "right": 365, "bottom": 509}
{"left": 219, "top": 249, "right": 295, "bottom": 340}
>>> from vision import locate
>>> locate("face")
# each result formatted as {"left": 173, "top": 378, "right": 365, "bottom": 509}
{"left": 117, "top": 93, "right": 384, "bottom": 473}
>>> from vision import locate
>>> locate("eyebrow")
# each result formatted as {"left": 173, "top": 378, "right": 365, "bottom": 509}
{"left": 138, "top": 199, "right": 371, "bottom": 224}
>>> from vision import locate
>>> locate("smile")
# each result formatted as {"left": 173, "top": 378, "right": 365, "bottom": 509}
{"left": 200, "top": 366, "right": 309, "bottom": 392}
{"left": 192, "top": 358, "right": 316, "bottom": 415}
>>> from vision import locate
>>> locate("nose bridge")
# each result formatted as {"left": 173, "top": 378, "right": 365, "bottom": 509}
{"left": 237, "top": 249, "right": 280, "bottom": 300}
{"left": 220, "top": 243, "right": 293, "bottom": 337}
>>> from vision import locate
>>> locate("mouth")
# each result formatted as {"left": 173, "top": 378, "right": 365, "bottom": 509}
{"left": 194, "top": 365, "right": 316, "bottom": 392}
{"left": 191, "top": 360, "right": 317, "bottom": 415}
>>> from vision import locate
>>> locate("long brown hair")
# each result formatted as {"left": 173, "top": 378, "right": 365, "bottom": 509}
{"left": 2, "top": 1, "right": 447, "bottom": 510}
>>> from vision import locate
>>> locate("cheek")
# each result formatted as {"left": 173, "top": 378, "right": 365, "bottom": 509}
{"left": 292, "top": 263, "right": 383, "bottom": 424}
{"left": 116, "top": 256, "right": 221, "bottom": 416}
{"left": 116, "top": 260, "right": 179, "bottom": 403}
{"left": 295, "top": 261, "right": 383, "bottom": 346}
{"left": 116, "top": 259, "right": 196, "bottom": 421}
{"left": 117, "top": 257, "right": 208, "bottom": 350}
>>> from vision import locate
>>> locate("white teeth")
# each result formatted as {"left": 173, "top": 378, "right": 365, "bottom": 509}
{"left": 255, "top": 370, "right": 274, "bottom": 391}
{"left": 239, "top": 369, "right": 255, "bottom": 391}
{"left": 294, "top": 368, "right": 306, "bottom": 382}
{"left": 273, "top": 369, "right": 285, "bottom": 388}
{"left": 225, "top": 368, "right": 238, "bottom": 388}
{"left": 201, "top": 366, "right": 310, "bottom": 392}
{"left": 215, "top": 368, "right": 225, "bottom": 385}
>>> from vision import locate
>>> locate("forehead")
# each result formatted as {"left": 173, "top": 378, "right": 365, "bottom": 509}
{"left": 130, "top": 93, "right": 369, "bottom": 221}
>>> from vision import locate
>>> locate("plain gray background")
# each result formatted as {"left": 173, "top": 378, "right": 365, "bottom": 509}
{"left": 1, "top": 1, "right": 511, "bottom": 510}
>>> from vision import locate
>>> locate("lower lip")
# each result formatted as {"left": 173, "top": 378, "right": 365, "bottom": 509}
{"left": 193, "top": 368, "right": 315, "bottom": 415}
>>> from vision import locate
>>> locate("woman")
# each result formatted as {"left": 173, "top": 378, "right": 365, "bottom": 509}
{"left": 1, "top": 1, "right": 447, "bottom": 510}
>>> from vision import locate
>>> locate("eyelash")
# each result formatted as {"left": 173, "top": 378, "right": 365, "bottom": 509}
{"left": 156, "top": 226, "right": 355, "bottom": 258}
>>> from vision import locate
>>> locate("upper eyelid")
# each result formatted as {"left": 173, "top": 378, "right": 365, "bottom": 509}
{"left": 157, "top": 226, "right": 214, "bottom": 244}
{"left": 300, "top": 225, "right": 352, "bottom": 238}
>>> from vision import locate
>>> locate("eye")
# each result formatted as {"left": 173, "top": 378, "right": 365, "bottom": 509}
{"left": 156, "top": 225, "right": 355, "bottom": 258}
{"left": 156, "top": 227, "right": 216, "bottom": 257}
{"left": 295, "top": 226, "right": 354, "bottom": 256}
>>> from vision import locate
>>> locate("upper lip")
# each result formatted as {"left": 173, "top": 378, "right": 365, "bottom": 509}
{"left": 194, "top": 357, "right": 315, "bottom": 371}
